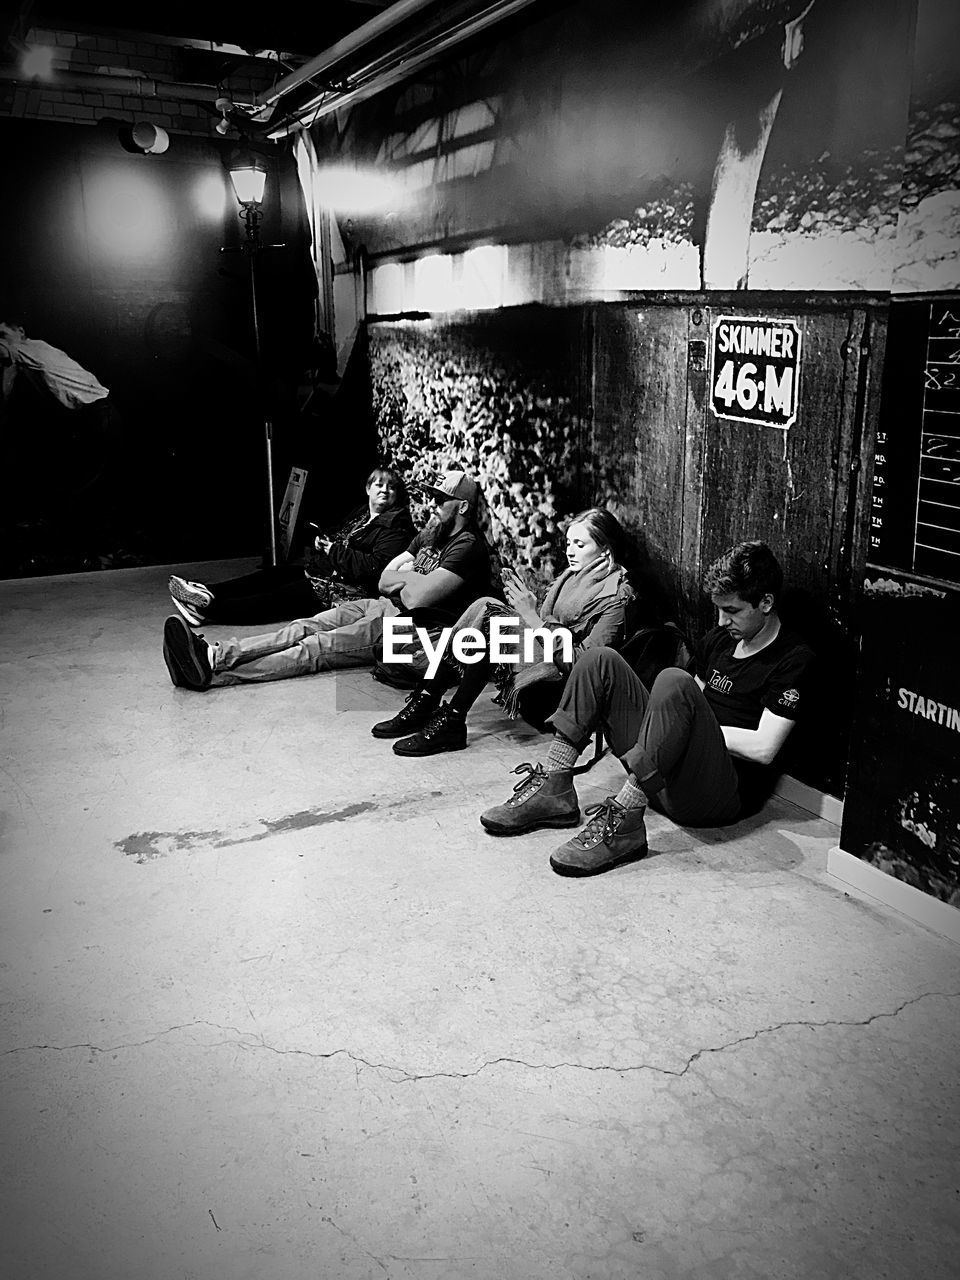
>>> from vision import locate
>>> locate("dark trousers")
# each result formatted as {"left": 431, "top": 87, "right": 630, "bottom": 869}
{"left": 435, "top": 653, "right": 563, "bottom": 731}
{"left": 204, "top": 566, "right": 320, "bottom": 625}
{"left": 549, "top": 647, "right": 741, "bottom": 826}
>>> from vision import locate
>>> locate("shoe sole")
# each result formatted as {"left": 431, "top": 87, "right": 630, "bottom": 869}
{"left": 170, "top": 596, "right": 202, "bottom": 626}
{"left": 371, "top": 722, "right": 433, "bottom": 739}
{"left": 392, "top": 739, "right": 467, "bottom": 756}
{"left": 479, "top": 811, "right": 581, "bottom": 836}
{"left": 162, "top": 639, "right": 186, "bottom": 688}
{"left": 169, "top": 578, "right": 211, "bottom": 610}
{"left": 549, "top": 843, "right": 649, "bottom": 877}
{"left": 163, "top": 616, "right": 210, "bottom": 690}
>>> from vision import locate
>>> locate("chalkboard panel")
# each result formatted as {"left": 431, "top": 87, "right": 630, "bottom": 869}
{"left": 869, "top": 296, "right": 960, "bottom": 585}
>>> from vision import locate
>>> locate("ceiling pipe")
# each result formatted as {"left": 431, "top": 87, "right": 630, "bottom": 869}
{"left": 259, "top": 0, "right": 811, "bottom": 139}
{"left": 0, "top": 64, "right": 221, "bottom": 101}
{"left": 250, "top": 0, "right": 442, "bottom": 111}
{"left": 265, "top": 0, "right": 541, "bottom": 137}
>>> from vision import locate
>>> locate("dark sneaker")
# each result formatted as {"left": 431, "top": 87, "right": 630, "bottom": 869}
{"left": 479, "top": 763, "right": 580, "bottom": 836}
{"left": 162, "top": 638, "right": 187, "bottom": 688}
{"left": 393, "top": 704, "right": 467, "bottom": 756}
{"left": 371, "top": 688, "right": 439, "bottom": 738}
{"left": 162, "top": 615, "right": 212, "bottom": 691}
{"left": 549, "top": 798, "right": 648, "bottom": 877}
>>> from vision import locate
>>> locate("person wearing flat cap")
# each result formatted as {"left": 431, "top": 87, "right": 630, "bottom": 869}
{"left": 161, "top": 468, "right": 496, "bottom": 692}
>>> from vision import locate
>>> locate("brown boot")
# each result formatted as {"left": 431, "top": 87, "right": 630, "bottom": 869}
{"left": 479, "top": 763, "right": 580, "bottom": 836}
{"left": 549, "top": 798, "right": 648, "bottom": 877}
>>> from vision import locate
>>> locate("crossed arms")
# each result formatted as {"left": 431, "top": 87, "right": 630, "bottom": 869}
{"left": 378, "top": 552, "right": 466, "bottom": 612}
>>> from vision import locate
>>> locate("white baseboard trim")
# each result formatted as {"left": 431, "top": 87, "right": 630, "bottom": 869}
{"left": 828, "top": 846, "right": 960, "bottom": 944}
{"left": 774, "top": 774, "right": 844, "bottom": 825}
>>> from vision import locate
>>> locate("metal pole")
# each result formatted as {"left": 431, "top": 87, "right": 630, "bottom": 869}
{"left": 245, "top": 213, "right": 278, "bottom": 567}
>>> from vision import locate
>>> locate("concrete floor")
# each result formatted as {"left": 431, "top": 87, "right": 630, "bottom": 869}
{"left": 1, "top": 560, "right": 959, "bottom": 1280}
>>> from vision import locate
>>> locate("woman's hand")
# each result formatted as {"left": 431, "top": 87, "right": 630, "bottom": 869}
{"left": 315, "top": 536, "right": 333, "bottom": 553}
{"left": 502, "top": 568, "right": 540, "bottom": 626}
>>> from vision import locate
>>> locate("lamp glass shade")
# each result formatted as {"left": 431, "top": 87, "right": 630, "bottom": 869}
{"left": 229, "top": 166, "right": 267, "bottom": 205}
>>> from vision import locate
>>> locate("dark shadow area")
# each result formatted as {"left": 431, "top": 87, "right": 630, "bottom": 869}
{"left": 0, "top": 117, "right": 329, "bottom": 579}
{"left": 776, "top": 585, "right": 857, "bottom": 798}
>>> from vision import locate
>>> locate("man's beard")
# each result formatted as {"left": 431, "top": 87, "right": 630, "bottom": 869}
{"left": 431, "top": 517, "right": 453, "bottom": 547}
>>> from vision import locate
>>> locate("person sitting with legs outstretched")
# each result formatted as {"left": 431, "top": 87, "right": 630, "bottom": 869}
{"left": 161, "top": 471, "right": 494, "bottom": 691}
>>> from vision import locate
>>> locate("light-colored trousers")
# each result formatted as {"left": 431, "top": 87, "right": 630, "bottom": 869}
{"left": 210, "top": 596, "right": 400, "bottom": 686}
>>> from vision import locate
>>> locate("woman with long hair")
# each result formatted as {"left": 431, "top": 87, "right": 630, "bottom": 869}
{"left": 371, "top": 506, "right": 661, "bottom": 755}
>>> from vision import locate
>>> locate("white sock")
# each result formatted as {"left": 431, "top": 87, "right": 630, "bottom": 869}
{"left": 546, "top": 735, "right": 579, "bottom": 772}
{"left": 614, "top": 776, "right": 647, "bottom": 811}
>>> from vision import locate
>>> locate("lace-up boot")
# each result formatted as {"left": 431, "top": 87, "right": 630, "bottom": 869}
{"left": 392, "top": 704, "right": 467, "bottom": 755}
{"left": 479, "top": 763, "right": 580, "bottom": 835}
{"left": 371, "top": 688, "right": 439, "bottom": 738}
{"left": 549, "top": 797, "right": 648, "bottom": 876}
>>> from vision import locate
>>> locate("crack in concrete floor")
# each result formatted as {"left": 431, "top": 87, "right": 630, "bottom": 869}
{"left": 5, "top": 989, "right": 957, "bottom": 1080}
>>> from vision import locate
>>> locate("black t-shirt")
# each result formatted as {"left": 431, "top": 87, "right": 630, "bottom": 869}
{"left": 697, "top": 624, "right": 815, "bottom": 814}
{"left": 697, "top": 625, "right": 814, "bottom": 730}
{"left": 402, "top": 526, "right": 493, "bottom": 628}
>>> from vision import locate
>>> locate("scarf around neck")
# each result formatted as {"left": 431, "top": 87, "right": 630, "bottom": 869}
{"left": 495, "top": 555, "right": 628, "bottom": 715}
{"left": 540, "top": 555, "right": 622, "bottom": 631}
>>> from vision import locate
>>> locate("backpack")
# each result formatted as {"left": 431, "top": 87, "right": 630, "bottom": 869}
{"left": 570, "top": 621, "right": 695, "bottom": 775}
{"left": 618, "top": 621, "right": 695, "bottom": 688}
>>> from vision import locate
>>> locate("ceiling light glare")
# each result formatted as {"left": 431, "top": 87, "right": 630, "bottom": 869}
{"left": 22, "top": 45, "right": 54, "bottom": 79}
{"left": 315, "top": 165, "right": 403, "bottom": 215}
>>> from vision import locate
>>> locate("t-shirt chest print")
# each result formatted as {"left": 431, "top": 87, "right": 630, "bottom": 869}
{"left": 412, "top": 545, "right": 442, "bottom": 574}
{"left": 699, "top": 627, "right": 810, "bottom": 730}
{"left": 704, "top": 657, "right": 774, "bottom": 726}
{"left": 706, "top": 667, "right": 735, "bottom": 697}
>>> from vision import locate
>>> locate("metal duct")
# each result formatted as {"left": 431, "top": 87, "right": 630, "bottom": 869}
{"left": 251, "top": 0, "right": 442, "bottom": 110}
{"left": 0, "top": 64, "right": 221, "bottom": 102}
{"left": 263, "top": 0, "right": 542, "bottom": 137}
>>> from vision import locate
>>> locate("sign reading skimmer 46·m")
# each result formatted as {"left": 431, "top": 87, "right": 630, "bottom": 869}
{"left": 709, "top": 315, "right": 802, "bottom": 430}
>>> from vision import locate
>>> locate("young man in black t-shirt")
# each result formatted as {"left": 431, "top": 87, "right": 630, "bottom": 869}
{"left": 478, "top": 541, "right": 814, "bottom": 877}
{"left": 162, "top": 470, "right": 494, "bottom": 690}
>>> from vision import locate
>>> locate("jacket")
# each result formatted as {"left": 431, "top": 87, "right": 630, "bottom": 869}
{"left": 324, "top": 504, "right": 415, "bottom": 596}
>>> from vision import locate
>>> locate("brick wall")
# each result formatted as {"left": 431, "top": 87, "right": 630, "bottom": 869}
{"left": 0, "top": 24, "right": 275, "bottom": 137}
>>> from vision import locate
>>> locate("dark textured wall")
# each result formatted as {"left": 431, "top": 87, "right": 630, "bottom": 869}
{"left": 368, "top": 299, "right": 875, "bottom": 796}
{"left": 369, "top": 309, "right": 590, "bottom": 586}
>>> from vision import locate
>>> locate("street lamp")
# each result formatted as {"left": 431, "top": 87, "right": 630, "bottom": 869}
{"left": 229, "top": 159, "right": 267, "bottom": 221}
{"left": 224, "top": 152, "right": 282, "bottom": 566}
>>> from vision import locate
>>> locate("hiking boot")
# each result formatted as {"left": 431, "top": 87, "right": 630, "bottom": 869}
{"left": 549, "top": 798, "right": 648, "bottom": 877}
{"left": 371, "top": 688, "right": 439, "bottom": 738}
{"left": 393, "top": 704, "right": 467, "bottom": 756}
{"left": 479, "top": 763, "right": 580, "bottom": 836}
{"left": 162, "top": 615, "right": 212, "bottom": 691}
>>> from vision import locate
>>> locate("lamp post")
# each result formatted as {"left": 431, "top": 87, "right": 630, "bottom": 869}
{"left": 224, "top": 155, "right": 283, "bottom": 566}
